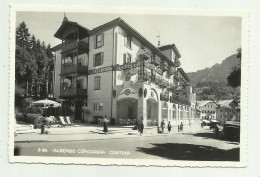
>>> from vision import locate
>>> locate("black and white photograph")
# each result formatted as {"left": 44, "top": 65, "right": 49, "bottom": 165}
{"left": 9, "top": 7, "right": 248, "bottom": 166}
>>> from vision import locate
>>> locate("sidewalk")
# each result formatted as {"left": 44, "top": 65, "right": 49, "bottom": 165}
{"left": 14, "top": 122, "right": 206, "bottom": 143}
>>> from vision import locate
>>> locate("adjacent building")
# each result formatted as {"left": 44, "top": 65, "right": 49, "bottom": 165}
{"left": 52, "top": 17, "right": 197, "bottom": 128}
{"left": 216, "top": 100, "right": 240, "bottom": 125}
{"left": 196, "top": 100, "right": 218, "bottom": 120}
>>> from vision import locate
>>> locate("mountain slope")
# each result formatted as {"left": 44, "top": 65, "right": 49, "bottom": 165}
{"left": 187, "top": 54, "right": 240, "bottom": 86}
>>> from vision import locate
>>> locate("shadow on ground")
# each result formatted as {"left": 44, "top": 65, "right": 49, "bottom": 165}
{"left": 187, "top": 131, "right": 240, "bottom": 143}
{"left": 136, "top": 143, "right": 239, "bottom": 161}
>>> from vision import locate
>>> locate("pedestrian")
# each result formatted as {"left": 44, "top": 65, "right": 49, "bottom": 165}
{"left": 214, "top": 123, "right": 220, "bottom": 138}
{"left": 180, "top": 122, "right": 183, "bottom": 132}
{"left": 139, "top": 118, "right": 144, "bottom": 136}
{"left": 103, "top": 115, "right": 109, "bottom": 135}
{"left": 161, "top": 120, "right": 165, "bottom": 133}
{"left": 178, "top": 125, "right": 180, "bottom": 132}
{"left": 168, "top": 121, "right": 172, "bottom": 134}
{"left": 201, "top": 122, "right": 204, "bottom": 129}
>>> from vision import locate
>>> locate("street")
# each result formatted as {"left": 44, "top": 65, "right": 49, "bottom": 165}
{"left": 14, "top": 129, "right": 240, "bottom": 161}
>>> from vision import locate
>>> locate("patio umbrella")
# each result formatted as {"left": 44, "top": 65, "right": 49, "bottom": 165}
{"left": 32, "top": 98, "right": 61, "bottom": 107}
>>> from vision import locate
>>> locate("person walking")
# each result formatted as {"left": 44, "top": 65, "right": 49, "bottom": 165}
{"left": 168, "top": 121, "right": 172, "bottom": 134}
{"left": 180, "top": 122, "right": 183, "bottom": 132}
{"left": 103, "top": 115, "right": 109, "bottom": 135}
{"left": 139, "top": 118, "right": 144, "bottom": 136}
{"left": 161, "top": 120, "right": 165, "bottom": 133}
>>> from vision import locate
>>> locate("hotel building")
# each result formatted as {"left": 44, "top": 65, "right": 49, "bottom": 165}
{"left": 52, "top": 17, "right": 197, "bottom": 129}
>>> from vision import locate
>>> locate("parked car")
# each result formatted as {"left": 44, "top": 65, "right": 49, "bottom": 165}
{"left": 209, "top": 120, "right": 220, "bottom": 130}
{"left": 223, "top": 121, "right": 240, "bottom": 142}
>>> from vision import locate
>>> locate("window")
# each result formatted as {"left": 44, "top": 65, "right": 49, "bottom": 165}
{"left": 94, "top": 76, "right": 101, "bottom": 90}
{"left": 93, "top": 103, "right": 98, "bottom": 111}
{"left": 93, "top": 52, "right": 104, "bottom": 67}
{"left": 98, "top": 103, "right": 103, "bottom": 110}
{"left": 124, "top": 33, "right": 131, "bottom": 49}
{"left": 95, "top": 33, "right": 104, "bottom": 48}
{"left": 213, "top": 111, "right": 215, "bottom": 114}
{"left": 123, "top": 53, "right": 132, "bottom": 64}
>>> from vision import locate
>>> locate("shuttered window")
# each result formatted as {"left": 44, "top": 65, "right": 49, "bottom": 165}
{"left": 93, "top": 52, "right": 104, "bottom": 67}
{"left": 94, "top": 76, "right": 101, "bottom": 90}
{"left": 123, "top": 53, "right": 132, "bottom": 64}
{"left": 94, "top": 33, "right": 104, "bottom": 48}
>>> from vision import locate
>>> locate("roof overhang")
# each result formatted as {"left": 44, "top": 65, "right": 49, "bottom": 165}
{"left": 54, "top": 20, "right": 89, "bottom": 40}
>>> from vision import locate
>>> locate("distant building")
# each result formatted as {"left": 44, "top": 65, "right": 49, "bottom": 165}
{"left": 216, "top": 100, "right": 240, "bottom": 125}
{"left": 196, "top": 100, "right": 218, "bottom": 120}
{"left": 52, "top": 17, "right": 197, "bottom": 128}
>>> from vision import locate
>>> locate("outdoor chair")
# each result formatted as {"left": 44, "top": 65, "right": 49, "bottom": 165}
{"left": 119, "top": 119, "right": 123, "bottom": 126}
{"left": 127, "top": 119, "right": 130, "bottom": 126}
{"left": 65, "top": 116, "right": 74, "bottom": 126}
{"left": 59, "top": 116, "right": 68, "bottom": 127}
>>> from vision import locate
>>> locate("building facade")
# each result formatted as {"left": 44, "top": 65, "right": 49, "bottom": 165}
{"left": 52, "top": 17, "right": 197, "bottom": 127}
{"left": 216, "top": 100, "right": 240, "bottom": 125}
{"left": 196, "top": 101, "right": 218, "bottom": 120}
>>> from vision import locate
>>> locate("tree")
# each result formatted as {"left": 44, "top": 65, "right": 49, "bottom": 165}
{"left": 227, "top": 48, "right": 241, "bottom": 88}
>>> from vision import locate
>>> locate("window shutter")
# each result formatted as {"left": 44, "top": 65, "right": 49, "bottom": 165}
{"left": 93, "top": 36, "right": 96, "bottom": 49}
{"left": 123, "top": 53, "right": 126, "bottom": 64}
{"left": 130, "top": 36, "right": 132, "bottom": 49}
{"left": 124, "top": 33, "right": 127, "bottom": 46}
{"left": 93, "top": 54, "right": 96, "bottom": 67}
{"left": 101, "top": 33, "right": 104, "bottom": 46}
{"left": 101, "top": 52, "right": 104, "bottom": 65}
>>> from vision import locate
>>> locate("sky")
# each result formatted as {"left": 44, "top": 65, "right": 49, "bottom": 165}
{"left": 16, "top": 11, "right": 241, "bottom": 73}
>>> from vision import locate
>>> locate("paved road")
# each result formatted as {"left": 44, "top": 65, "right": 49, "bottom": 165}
{"left": 14, "top": 130, "right": 240, "bottom": 161}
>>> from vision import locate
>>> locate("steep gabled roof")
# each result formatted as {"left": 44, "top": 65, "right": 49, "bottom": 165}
{"left": 217, "top": 100, "right": 237, "bottom": 108}
{"left": 158, "top": 44, "right": 181, "bottom": 58}
{"left": 51, "top": 43, "right": 62, "bottom": 51}
{"left": 54, "top": 20, "right": 89, "bottom": 40}
{"left": 177, "top": 68, "right": 190, "bottom": 82}
{"left": 197, "top": 100, "right": 218, "bottom": 107}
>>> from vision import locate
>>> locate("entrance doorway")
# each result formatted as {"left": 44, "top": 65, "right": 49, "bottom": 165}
{"left": 147, "top": 98, "right": 158, "bottom": 126}
{"left": 74, "top": 100, "right": 82, "bottom": 121}
{"left": 117, "top": 98, "right": 138, "bottom": 125}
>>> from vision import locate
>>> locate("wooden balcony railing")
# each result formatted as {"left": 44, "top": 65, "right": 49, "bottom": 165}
{"left": 60, "top": 87, "right": 87, "bottom": 98}
{"left": 170, "top": 94, "right": 190, "bottom": 105}
{"left": 61, "top": 64, "right": 88, "bottom": 76}
{"left": 62, "top": 41, "right": 89, "bottom": 54}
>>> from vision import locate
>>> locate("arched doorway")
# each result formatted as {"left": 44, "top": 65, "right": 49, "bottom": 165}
{"left": 147, "top": 98, "right": 158, "bottom": 126}
{"left": 117, "top": 88, "right": 138, "bottom": 126}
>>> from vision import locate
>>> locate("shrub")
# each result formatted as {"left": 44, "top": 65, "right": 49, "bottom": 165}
{"left": 25, "top": 105, "right": 43, "bottom": 114}
{"left": 15, "top": 113, "right": 24, "bottom": 121}
{"left": 25, "top": 113, "right": 41, "bottom": 124}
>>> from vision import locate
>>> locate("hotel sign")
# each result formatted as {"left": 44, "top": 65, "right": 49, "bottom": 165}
{"left": 117, "top": 88, "right": 138, "bottom": 101}
{"left": 88, "top": 61, "right": 163, "bottom": 75}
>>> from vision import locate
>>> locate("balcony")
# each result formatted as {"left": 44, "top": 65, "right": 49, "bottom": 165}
{"left": 160, "top": 93, "right": 169, "bottom": 102}
{"left": 62, "top": 41, "right": 89, "bottom": 54}
{"left": 138, "top": 70, "right": 151, "bottom": 82}
{"left": 60, "top": 87, "right": 88, "bottom": 98}
{"left": 174, "top": 58, "right": 181, "bottom": 67}
{"left": 159, "top": 80, "right": 168, "bottom": 88}
{"left": 150, "top": 57, "right": 160, "bottom": 66}
{"left": 170, "top": 94, "right": 190, "bottom": 105}
{"left": 168, "top": 67, "right": 176, "bottom": 75}
{"left": 61, "top": 64, "right": 88, "bottom": 76}
{"left": 167, "top": 84, "right": 178, "bottom": 92}
{"left": 151, "top": 75, "right": 161, "bottom": 84}
{"left": 160, "top": 62, "right": 169, "bottom": 72}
